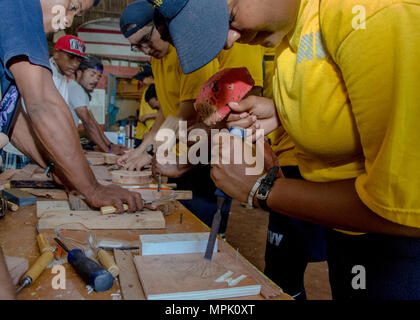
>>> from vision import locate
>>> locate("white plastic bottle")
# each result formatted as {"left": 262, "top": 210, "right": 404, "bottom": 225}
{"left": 118, "top": 126, "right": 126, "bottom": 146}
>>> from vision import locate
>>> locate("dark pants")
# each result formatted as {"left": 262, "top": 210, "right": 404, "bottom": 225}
{"left": 264, "top": 166, "right": 326, "bottom": 300}
{"left": 169, "top": 165, "right": 232, "bottom": 234}
{"left": 326, "top": 229, "right": 420, "bottom": 300}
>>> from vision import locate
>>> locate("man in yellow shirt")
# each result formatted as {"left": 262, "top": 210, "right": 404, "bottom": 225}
{"left": 118, "top": 1, "right": 232, "bottom": 234}
{"left": 261, "top": 44, "right": 326, "bottom": 300}
{"left": 133, "top": 65, "right": 158, "bottom": 148}
{"left": 150, "top": 0, "right": 420, "bottom": 299}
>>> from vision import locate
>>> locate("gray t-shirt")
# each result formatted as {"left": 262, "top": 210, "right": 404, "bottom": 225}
{"left": 67, "top": 80, "right": 90, "bottom": 126}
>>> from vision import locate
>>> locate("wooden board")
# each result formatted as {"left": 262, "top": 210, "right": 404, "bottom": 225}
{"left": 5, "top": 256, "right": 28, "bottom": 285}
{"left": 38, "top": 210, "right": 165, "bottom": 230}
{"left": 90, "top": 165, "right": 112, "bottom": 182}
{"left": 134, "top": 252, "right": 261, "bottom": 300}
{"left": 23, "top": 188, "right": 68, "bottom": 200}
{"left": 114, "top": 250, "right": 145, "bottom": 300}
{"left": 111, "top": 170, "right": 153, "bottom": 185}
{"left": 68, "top": 194, "right": 92, "bottom": 211}
{"left": 104, "top": 153, "right": 119, "bottom": 165}
{"left": 140, "top": 233, "right": 217, "bottom": 256}
{"left": 86, "top": 152, "right": 106, "bottom": 166}
{"left": 36, "top": 200, "right": 70, "bottom": 217}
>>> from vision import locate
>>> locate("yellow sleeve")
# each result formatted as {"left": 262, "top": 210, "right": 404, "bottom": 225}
{"left": 178, "top": 59, "right": 219, "bottom": 102}
{"left": 322, "top": 2, "right": 420, "bottom": 227}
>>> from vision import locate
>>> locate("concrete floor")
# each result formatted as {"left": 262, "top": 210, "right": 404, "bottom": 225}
{"left": 224, "top": 199, "right": 332, "bottom": 300}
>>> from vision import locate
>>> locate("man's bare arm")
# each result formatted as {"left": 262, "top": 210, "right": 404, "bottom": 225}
{"left": 0, "top": 248, "right": 15, "bottom": 300}
{"left": 9, "top": 59, "right": 144, "bottom": 211}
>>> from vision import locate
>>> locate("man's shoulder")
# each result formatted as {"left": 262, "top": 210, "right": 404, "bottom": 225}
{"left": 68, "top": 80, "right": 85, "bottom": 93}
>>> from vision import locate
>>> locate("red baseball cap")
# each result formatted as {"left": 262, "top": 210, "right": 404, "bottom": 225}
{"left": 55, "top": 35, "right": 86, "bottom": 58}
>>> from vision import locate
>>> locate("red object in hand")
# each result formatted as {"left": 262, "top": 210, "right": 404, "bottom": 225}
{"left": 194, "top": 67, "right": 255, "bottom": 126}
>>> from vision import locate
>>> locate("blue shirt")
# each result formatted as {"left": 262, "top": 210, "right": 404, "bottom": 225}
{"left": 0, "top": 0, "right": 51, "bottom": 134}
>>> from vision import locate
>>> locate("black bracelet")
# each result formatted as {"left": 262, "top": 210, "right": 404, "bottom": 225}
{"left": 44, "top": 162, "right": 55, "bottom": 178}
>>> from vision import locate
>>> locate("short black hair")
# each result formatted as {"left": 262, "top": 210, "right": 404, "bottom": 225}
{"left": 145, "top": 84, "right": 157, "bottom": 103}
{"left": 79, "top": 56, "right": 103, "bottom": 72}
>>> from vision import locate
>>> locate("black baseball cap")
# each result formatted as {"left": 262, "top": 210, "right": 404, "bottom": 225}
{"left": 79, "top": 56, "right": 103, "bottom": 72}
{"left": 146, "top": 0, "right": 229, "bottom": 74}
{"left": 120, "top": 0, "right": 155, "bottom": 39}
{"left": 133, "top": 64, "right": 153, "bottom": 81}
{"left": 93, "top": 0, "right": 101, "bottom": 6}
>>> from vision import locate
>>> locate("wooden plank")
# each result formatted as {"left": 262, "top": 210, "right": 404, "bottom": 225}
{"left": 111, "top": 170, "right": 153, "bottom": 185}
{"left": 139, "top": 233, "right": 217, "bottom": 256}
{"left": 114, "top": 250, "right": 145, "bottom": 300}
{"left": 38, "top": 210, "right": 165, "bottom": 230}
{"left": 104, "top": 153, "right": 118, "bottom": 165}
{"left": 86, "top": 152, "right": 106, "bottom": 166}
{"left": 220, "top": 243, "right": 284, "bottom": 300}
{"left": 68, "top": 194, "right": 92, "bottom": 211}
{"left": 9, "top": 180, "right": 58, "bottom": 189}
{"left": 5, "top": 256, "right": 28, "bottom": 286}
{"left": 134, "top": 252, "right": 261, "bottom": 300}
{"left": 154, "top": 190, "right": 192, "bottom": 200}
{"left": 23, "top": 189, "right": 68, "bottom": 200}
{"left": 36, "top": 200, "right": 70, "bottom": 217}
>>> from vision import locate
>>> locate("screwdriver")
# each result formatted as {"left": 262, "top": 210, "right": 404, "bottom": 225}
{"left": 16, "top": 227, "right": 55, "bottom": 294}
{"left": 54, "top": 238, "right": 114, "bottom": 292}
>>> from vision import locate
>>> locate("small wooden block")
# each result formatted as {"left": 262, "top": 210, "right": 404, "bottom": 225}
{"left": 68, "top": 194, "right": 92, "bottom": 211}
{"left": 86, "top": 152, "right": 106, "bottom": 166}
{"left": 139, "top": 233, "right": 217, "bottom": 256}
{"left": 23, "top": 189, "right": 68, "bottom": 200}
{"left": 5, "top": 256, "right": 28, "bottom": 286}
{"left": 134, "top": 252, "right": 261, "bottom": 300}
{"left": 104, "top": 153, "right": 119, "bottom": 165}
{"left": 111, "top": 170, "right": 153, "bottom": 185}
{"left": 114, "top": 250, "right": 145, "bottom": 300}
{"left": 2, "top": 189, "right": 36, "bottom": 206}
{"left": 36, "top": 200, "right": 70, "bottom": 217}
{"left": 38, "top": 210, "right": 165, "bottom": 230}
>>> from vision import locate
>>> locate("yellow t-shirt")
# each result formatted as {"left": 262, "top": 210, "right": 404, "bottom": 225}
{"left": 135, "top": 87, "right": 157, "bottom": 140}
{"left": 217, "top": 43, "right": 264, "bottom": 88}
{"left": 151, "top": 45, "right": 219, "bottom": 118}
{"left": 264, "top": 44, "right": 297, "bottom": 167}
{"left": 273, "top": 0, "right": 420, "bottom": 228}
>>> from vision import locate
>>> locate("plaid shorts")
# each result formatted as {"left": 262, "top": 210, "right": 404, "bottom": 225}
{"left": 1, "top": 150, "right": 30, "bottom": 171}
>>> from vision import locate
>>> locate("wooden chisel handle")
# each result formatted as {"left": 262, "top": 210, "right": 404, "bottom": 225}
{"left": 97, "top": 249, "right": 120, "bottom": 277}
{"left": 100, "top": 204, "right": 129, "bottom": 215}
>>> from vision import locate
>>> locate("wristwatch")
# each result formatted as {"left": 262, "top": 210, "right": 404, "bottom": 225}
{"left": 256, "top": 166, "right": 280, "bottom": 211}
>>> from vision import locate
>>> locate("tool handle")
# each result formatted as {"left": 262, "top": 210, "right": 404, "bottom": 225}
{"left": 67, "top": 249, "right": 113, "bottom": 292}
{"left": 6, "top": 201, "right": 19, "bottom": 212}
{"left": 100, "top": 204, "right": 129, "bottom": 215}
{"left": 37, "top": 234, "right": 54, "bottom": 253}
{"left": 25, "top": 251, "right": 55, "bottom": 283}
{"left": 97, "top": 249, "right": 120, "bottom": 277}
{"left": 214, "top": 126, "right": 246, "bottom": 199}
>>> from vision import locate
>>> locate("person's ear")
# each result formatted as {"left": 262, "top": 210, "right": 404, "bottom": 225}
{"left": 53, "top": 49, "right": 60, "bottom": 60}
{"left": 76, "top": 70, "right": 82, "bottom": 81}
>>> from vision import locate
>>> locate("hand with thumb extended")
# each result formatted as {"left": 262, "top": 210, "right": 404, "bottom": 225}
{"left": 226, "top": 95, "right": 281, "bottom": 137}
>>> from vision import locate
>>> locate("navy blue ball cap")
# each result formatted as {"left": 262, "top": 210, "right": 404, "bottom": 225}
{"left": 134, "top": 64, "right": 153, "bottom": 81}
{"left": 93, "top": 0, "right": 101, "bottom": 6}
{"left": 147, "top": 0, "right": 229, "bottom": 74}
{"left": 120, "top": 1, "right": 155, "bottom": 39}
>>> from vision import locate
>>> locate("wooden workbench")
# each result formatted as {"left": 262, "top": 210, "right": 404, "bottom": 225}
{"left": 0, "top": 197, "right": 292, "bottom": 300}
